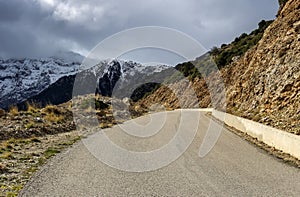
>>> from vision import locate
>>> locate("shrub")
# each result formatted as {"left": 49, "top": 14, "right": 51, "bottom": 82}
{"left": 80, "top": 98, "right": 109, "bottom": 110}
{"left": 175, "top": 62, "right": 201, "bottom": 81}
{"left": 42, "top": 104, "right": 65, "bottom": 123}
{"left": 0, "top": 152, "right": 13, "bottom": 159}
{"left": 210, "top": 46, "right": 220, "bottom": 56}
{"left": 95, "top": 99, "right": 109, "bottom": 110}
{"left": 44, "top": 113, "right": 64, "bottom": 123}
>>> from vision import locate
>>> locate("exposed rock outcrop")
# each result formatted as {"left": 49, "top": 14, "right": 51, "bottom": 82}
{"left": 138, "top": 0, "right": 300, "bottom": 134}
{"left": 224, "top": 0, "right": 300, "bottom": 134}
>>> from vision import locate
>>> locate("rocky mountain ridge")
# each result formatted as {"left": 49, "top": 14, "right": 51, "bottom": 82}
{"left": 0, "top": 52, "right": 83, "bottom": 109}
{"left": 0, "top": 54, "right": 169, "bottom": 109}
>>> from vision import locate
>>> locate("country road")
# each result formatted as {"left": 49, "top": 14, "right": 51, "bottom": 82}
{"left": 20, "top": 110, "right": 300, "bottom": 196}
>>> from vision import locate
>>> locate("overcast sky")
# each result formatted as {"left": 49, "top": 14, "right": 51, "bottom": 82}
{"left": 0, "top": 0, "right": 279, "bottom": 63}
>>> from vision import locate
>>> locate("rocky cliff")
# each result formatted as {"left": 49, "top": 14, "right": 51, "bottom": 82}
{"left": 137, "top": 0, "right": 300, "bottom": 134}
{"left": 225, "top": 0, "right": 300, "bottom": 134}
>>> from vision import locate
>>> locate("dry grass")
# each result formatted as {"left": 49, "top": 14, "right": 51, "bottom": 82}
{"left": 8, "top": 106, "right": 19, "bottom": 116}
{"left": 0, "top": 132, "right": 80, "bottom": 196}
{"left": 43, "top": 104, "right": 62, "bottom": 115}
{"left": 0, "top": 163, "right": 7, "bottom": 173}
{"left": 44, "top": 113, "right": 64, "bottom": 123}
{"left": 26, "top": 102, "right": 39, "bottom": 114}
{"left": 25, "top": 121, "right": 35, "bottom": 129}
{"left": 85, "top": 105, "right": 95, "bottom": 113}
{"left": 42, "top": 105, "right": 65, "bottom": 123}
{"left": 0, "top": 152, "right": 13, "bottom": 159}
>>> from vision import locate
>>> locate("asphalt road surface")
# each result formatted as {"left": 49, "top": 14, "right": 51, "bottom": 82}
{"left": 20, "top": 110, "right": 300, "bottom": 196}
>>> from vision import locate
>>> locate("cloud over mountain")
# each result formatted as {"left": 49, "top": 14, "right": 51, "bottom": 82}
{"left": 0, "top": 0, "right": 278, "bottom": 60}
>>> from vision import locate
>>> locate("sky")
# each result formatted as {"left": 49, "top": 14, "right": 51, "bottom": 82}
{"left": 0, "top": 0, "right": 279, "bottom": 64}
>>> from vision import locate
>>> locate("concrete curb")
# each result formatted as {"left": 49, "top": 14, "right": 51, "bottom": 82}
{"left": 175, "top": 108, "right": 213, "bottom": 112}
{"left": 212, "top": 110, "right": 300, "bottom": 160}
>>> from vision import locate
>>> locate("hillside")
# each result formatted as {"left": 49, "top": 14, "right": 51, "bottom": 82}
{"left": 136, "top": 0, "right": 300, "bottom": 135}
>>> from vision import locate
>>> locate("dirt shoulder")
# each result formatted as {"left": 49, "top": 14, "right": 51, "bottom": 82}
{"left": 0, "top": 95, "right": 142, "bottom": 196}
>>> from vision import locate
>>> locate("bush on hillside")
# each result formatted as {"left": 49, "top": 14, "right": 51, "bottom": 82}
{"left": 80, "top": 98, "right": 109, "bottom": 110}
{"left": 211, "top": 19, "right": 273, "bottom": 69}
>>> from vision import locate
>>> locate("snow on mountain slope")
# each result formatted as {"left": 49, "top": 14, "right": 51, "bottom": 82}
{"left": 0, "top": 53, "right": 170, "bottom": 109}
{"left": 93, "top": 59, "right": 170, "bottom": 97}
{"left": 0, "top": 56, "right": 82, "bottom": 109}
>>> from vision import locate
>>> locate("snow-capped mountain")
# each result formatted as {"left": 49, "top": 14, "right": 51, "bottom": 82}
{"left": 83, "top": 59, "right": 170, "bottom": 96}
{"left": 0, "top": 52, "right": 83, "bottom": 109}
{"left": 0, "top": 53, "right": 170, "bottom": 109}
{"left": 21, "top": 59, "right": 171, "bottom": 109}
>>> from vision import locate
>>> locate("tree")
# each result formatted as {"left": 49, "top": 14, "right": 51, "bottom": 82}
{"left": 210, "top": 46, "right": 219, "bottom": 56}
{"left": 258, "top": 20, "right": 266, "bottom": 30}
{"left": 278, "top": 0, "right": 288, "bottom": 7}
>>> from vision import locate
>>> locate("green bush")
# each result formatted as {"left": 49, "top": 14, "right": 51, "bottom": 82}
{"left": 212, "top": 19, "right": 273, "bottom": 69}
{"left": 95, "top": 99, "right": 109, "bottom": 110}
{"left": 80, "top": 98, "right": 109, "bottom": 110}
{"left": 175, "top": 62, "right": 202, "bottom": 81}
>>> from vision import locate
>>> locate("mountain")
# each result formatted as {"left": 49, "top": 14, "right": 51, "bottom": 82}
{"left": 0, "top": 52, "right": 84, "bottom": 109}
{"left": 9, "top": 59, "right": 170, "bottom": 109}
{"left": 136, "top": 0, "right": 300, "bottom": 135}
{"left": 0, "top": 50, "right": 170, "bottom": 109}
{"left": 51, "top": 51, "right": 85, "bottom": 64}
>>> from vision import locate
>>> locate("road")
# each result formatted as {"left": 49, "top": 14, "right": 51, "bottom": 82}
{"left": 20, "top": 110, "right": 300, "bottom": 196}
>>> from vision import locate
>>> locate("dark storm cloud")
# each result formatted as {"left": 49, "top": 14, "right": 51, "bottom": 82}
{"left": 0, "top": 0, "right": 279, "bottom": 60}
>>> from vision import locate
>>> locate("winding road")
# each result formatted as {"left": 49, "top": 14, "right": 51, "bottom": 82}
{"left": 20, "top": 110, "right": 300, "bottom": 196}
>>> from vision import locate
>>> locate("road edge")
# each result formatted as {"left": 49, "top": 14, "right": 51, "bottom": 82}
{"left": 209, "top": 110, "right": 300, "bottom": 168}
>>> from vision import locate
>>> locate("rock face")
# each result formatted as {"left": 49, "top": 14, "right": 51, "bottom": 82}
{"left": 137, "top": 77, "right": 211, "bottom": 109}
{"left": 224, "top": 0, "right": 300, "bottom": 134}
{"left": 138, "top": 0, "right": 300, "bottom": 134}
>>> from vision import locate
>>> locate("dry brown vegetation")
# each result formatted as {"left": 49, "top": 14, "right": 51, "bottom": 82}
{"left": 8, "top": 106, "right": 19, "bottom": 117}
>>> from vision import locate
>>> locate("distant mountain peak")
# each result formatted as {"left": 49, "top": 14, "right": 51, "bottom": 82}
{"left": 50, "top": 51, "right": 85, "bottom": 64}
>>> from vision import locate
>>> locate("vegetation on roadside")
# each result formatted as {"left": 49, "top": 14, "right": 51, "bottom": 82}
{"left": 0, "top": 94, "right": 142, "bottom": 191}
{"left": 0, "top": 134, "right": 81, "bottom": 196}
{"left": 0, "top": 94, "right": 149, "bottom": 196}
